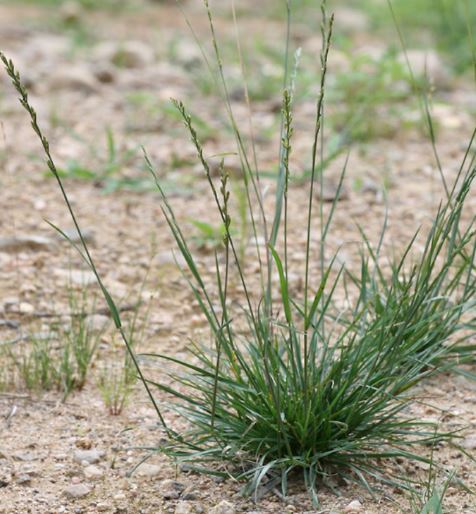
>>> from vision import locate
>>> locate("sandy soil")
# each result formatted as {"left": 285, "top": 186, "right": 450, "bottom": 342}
{"left": 0, "top": 1, "right": 475, "bottom": 513}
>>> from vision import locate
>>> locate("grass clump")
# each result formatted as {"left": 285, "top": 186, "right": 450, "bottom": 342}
{"left": 1, "top": 0, "right": 476, "bottom": 505}
{"left": 328, "top": 48, "right": 421, "bottom": 141}
{"left": 1, "top": 286, "right": 106, "bottom": 399}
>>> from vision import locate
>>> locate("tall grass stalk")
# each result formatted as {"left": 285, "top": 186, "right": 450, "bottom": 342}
{"left": 2, "top": 0, "right": 476, "bottom": 504}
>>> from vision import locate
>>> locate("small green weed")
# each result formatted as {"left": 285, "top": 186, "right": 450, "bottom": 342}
{"left": 54, "top": 128, "right": 142, "bottom": 192}
{"left": 328, "top": 48, "right": 419, "bottom": 141}
{"left": 190, "top": 219, "right": 229, "bottom": 252}
{"left": 1, "top": 286, "right": 107, "bottom": 399}
{"left": 410, "top": 465, "right": 454, "bottom": 514}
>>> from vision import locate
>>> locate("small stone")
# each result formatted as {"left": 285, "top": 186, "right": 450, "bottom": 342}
{"left": 8, "top": 302, "right": 35, "bottom": 315}
{"left": 75, "top": 438, "right": 93, "bottom": 450}
{"left": 92, "top": 64, "right": 116, "bottom": 84}
{"left": 16, "top": 474, "right": 31, "bottom": 485}
{"left": 159, "top": 479, "right": 185, "bottom": 500}
{"left": 174, "top": 501, "right": 194, "bottom": 514}
{"left": 63, "top": 483, "right": 91, "bottom": 499}
{"left": 173, "top": 40, "right": 202, "bottom": 70}
{"left": 462, "top": 435, "right": 476, "bottom": 450}
{"left": 113, "top": 493, "right": 126, "bottom": 501}
{"left": 55, "top": 227, "right": 95, "bottom": 245}
{"left": 12, "top": 451, "right": 37, "bottom": 462}
{"left": 49, "top": 66, "right": 99, "bottom": 93}
{"left": 181, "top": 489, "right": 197, "bottom": 501}
{"left": 55, "top": 269, "right": 97, "bottom": 287}
{"left": 0, "top": 235, "right": 56, "bottom": 253}
{"left": 73, "top": 449, "right": 105, "bottom": 465}
{"left": 0, "top": 319, "right": 19, "bottom": 329}
{"left": 83, "top": 465, "right": 104, "bottom": 480}
{"left": 163, "top": 490, "right": 180, "bottom": 500}
{"left": 136, "top": 463, "right": 161, "bottom": 478}
{"left": 209, "top": 501, "right": 236, "bottom": 514}
{"left": 96, "top": 502, "right": 111, "bottom": 512}
{"left": 344, "top": 500, "right": 363, "bottom": 513}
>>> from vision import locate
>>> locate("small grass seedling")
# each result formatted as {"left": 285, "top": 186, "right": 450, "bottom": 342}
{"left": 1, "top": 285, "right": 107, "bottom": 400}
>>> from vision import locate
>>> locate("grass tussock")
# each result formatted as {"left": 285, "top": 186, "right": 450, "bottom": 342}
{"left": 0, "top": 287, "right": 105, "bottom": 399}
{"left": 1, "top": 0, "right": 476, "bottom": 505}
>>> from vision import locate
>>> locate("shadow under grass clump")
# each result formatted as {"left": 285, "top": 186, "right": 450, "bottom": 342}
{"left": 1, "top": 0, "right": 476, "bottom": 506}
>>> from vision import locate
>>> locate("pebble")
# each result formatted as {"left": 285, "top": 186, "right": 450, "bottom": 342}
{"left": 92, "top": 63, "right": 116, "bottom": 84}
{"left": 136, "top": 463, "right": 161, "bottom": 478}
{"left": 462, "top": 435, "right": 476, "bottom": 450}
{"left": 96, "top": 502, "right": 111, "bottom": 512}
{"left": 49, "top": 66, "right": 99, "bottom": 93}
{"left": 16, "top": 474, "right": 31, "bottom": 485}
{"left": 0, "top": 235, "right": 56, "bottom": 253}
{"left": 174, "top": 501, "right": 194, "bottom": 514}
{"left": 0, "top": 319, "right": 19, "bottom": 329}
{"left": 181, "top": 489, "right": 197, "bottom": 501}
{"left": 6, "top": 301, "right": 35, "bottom": 315}
{"left": 159, "top": 479, "right": 185, "bottom": 500}
{"left": 209, "top": 501, "right": 236, "bottom": 514}
{"left": 83, "top": 465, "right": 104, "bottom": 480}
{"left": 344, "top": 499, "right": 363, "bottom": 512}
{"left": 55, "top": 227, "right": 95, "bottom": 245}
{"left": 73, "top": 449, "right": 105, "bottom": 465}
{"left": 55, "top": 269, "right": 97, "bottom": 287}
{"left": 173, "top": 40, "right": 202, "bottom": 70}
{"left": 12, "top": 451, "right": 38, "bottom": 462}
{"left": 63, "top": 483, "right": 91, "bottom": 499}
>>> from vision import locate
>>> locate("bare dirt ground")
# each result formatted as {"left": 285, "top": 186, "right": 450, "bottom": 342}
{"left": 0, "top": 1, "right": 475, "bottom": 513}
